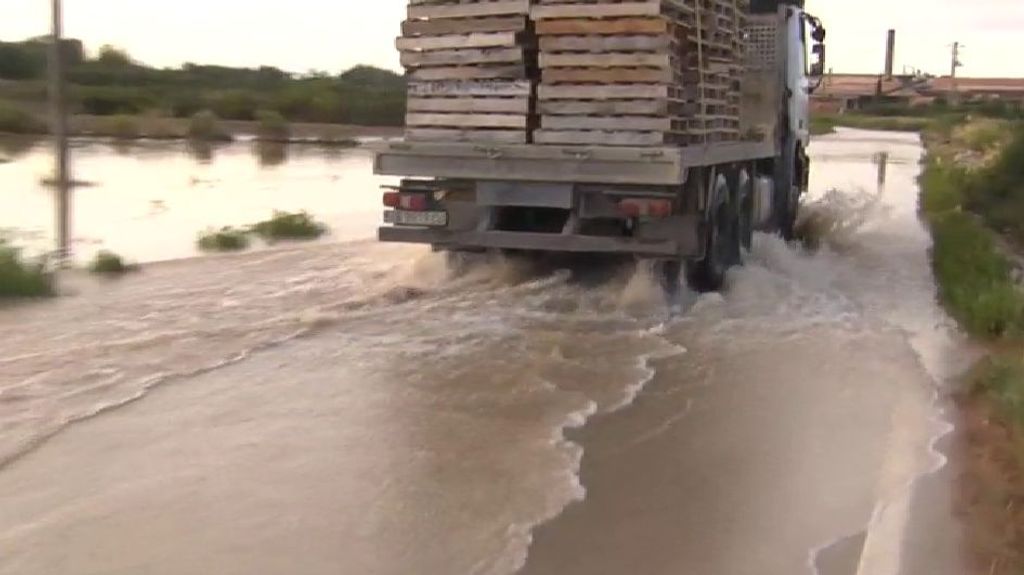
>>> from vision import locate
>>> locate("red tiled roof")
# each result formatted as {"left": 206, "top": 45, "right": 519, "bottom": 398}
{"left": 931, "top": 76, "right": 1024, "bottom": 93}
{"left": 815, "top": 74, "right": 907, "bottom": 97}
{"left": 812, "top": 74, "right": 1024, "bottom": 99}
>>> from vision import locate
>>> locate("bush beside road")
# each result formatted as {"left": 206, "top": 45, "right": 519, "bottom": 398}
{"left": 918, "top": 117, "right": 1024, "bottom": 574}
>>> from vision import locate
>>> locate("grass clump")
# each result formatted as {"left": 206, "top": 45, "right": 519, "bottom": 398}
{"left": 0, "top": 100, "right": 46, "bottom": 135}
{"left": 251, "top": 211, "right": 327, "bottom": 242}
{"left": 920, "top": 123, "right": 1024, "bottom": 339}
{"left": 187, "top": 110, "right": 232, "bottom": 142}
{"left": 89, "top": 250, "right": 135, "bottom": 275}
{"left": 255, "top": 109, "right": 290, "bottom": 142}
{"left": 197, "top": 227, "right": 250, "bottom": 252}
{"left": 0, "top": 242, "right": 51, "bottom": 297}
{"left": 920, "top": 147, "right": 1024, "bottom": 338}
{"left": 959, "top": 119, "right": 1011, "bottom": 153}
{"left": 930, "top": 212, "right": 1024, "bottom": 338}
{"left": 919, "top": 157, "right": 970, "bottom": 216}
{"left": 822, "top": 114, "right": 937, "bottom": 133}
{"left": 964, "top": 125, "right": 1024, "bottom": 243}
{"left": 810, "top": 115, "right": 837, "bottom": 136}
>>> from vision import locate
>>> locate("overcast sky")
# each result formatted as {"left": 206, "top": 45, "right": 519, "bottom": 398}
{"left": 1, "top": 0, "right": 1020, "bottom": 77}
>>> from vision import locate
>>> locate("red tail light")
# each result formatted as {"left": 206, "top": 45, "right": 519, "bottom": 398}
{"left": 400, "top": 194, "right": 429, "bottom": 211}
{"left": 649, "top": 200, "right": 673, "bottom": 218}
{"left": 384, "top": 192, "right": 430, "bottom": 211}
{"left": 619, "top": 199, "right": 673, "bottom": 218}
{"left": 620, "top": 200, "right": 642, "bottom": 218}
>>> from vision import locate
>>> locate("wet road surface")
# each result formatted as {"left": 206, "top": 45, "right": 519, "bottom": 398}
{"left": 0, "top": 129, "right": 971, "bottom": 574}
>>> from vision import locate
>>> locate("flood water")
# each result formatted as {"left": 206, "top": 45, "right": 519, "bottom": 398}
{"left": 0, "top": 129, "right": 970, "bottom": 575}
{"left": 0, "top": 137, "right": 394, "bottom": 262}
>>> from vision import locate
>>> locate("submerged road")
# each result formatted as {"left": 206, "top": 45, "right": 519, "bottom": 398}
{"left": 0, "top": 129, "right": 970, "bottom": 574}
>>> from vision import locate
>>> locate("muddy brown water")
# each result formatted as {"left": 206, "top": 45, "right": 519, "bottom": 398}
{"left": 0, "top": 137, "right": 394, "bottom": 262}
{"left": 0, "top": 129, "right": 972, "bottom": 574}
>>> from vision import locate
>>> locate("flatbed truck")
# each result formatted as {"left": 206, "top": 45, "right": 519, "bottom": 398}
{"left": 375, "top": 0, "right": 826, "bottom": 291}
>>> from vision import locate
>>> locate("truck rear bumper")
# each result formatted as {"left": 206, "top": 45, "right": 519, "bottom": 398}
{"left": 379, "top": 227, "right": 697, "bottom": 258}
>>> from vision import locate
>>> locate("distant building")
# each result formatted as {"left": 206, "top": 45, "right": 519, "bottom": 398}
{"left": 927, "top": 77, "right": 1024, "bottom": 101}
{"left": 812, "top": 73, "right": 1024, "bottom": 113}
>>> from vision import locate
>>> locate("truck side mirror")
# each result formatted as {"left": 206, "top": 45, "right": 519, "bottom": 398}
{"left": 810, "top": 44, "right": 826, "bottom": 77}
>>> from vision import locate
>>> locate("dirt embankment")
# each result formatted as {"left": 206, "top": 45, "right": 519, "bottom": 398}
{"left": 957, "top": 394, "right": 1024, "bottom": 574}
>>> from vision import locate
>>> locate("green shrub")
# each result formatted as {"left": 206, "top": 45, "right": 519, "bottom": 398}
{"left": 960, "top": 120, "right": 1010, "bottom": 153}
{"left": 919, "top": 139, "right": 1024, "bottom": 338}
{"left": 89, "top": 250, "right": 134, "bottom": 274}
{"left": 919, "top": 158, "right": 969, "bottom": 216}
{"left": 208, "top": 90, "right": 263, "bottom": 121}
{"left": 843, "top": 115, "right": 935, "bottom": 132}
{"left": 251, "top": 211, "right": 327, "bottom": 242}
{"left": 187, "top": 110, "right": 232, "bottom": 142}
{"left": 0, "top": 243, "right": 51, "bottom": 297}
{"left": 809, "top": 115, "right": 836, "bottom": 136}
{"left": 930, "top": 212, "right": 1024, "bottom": 338}
{"left": 197, "top": 227, "right": 250, "bottom": 252}
{"left": 104, "top": 115, "right": 141, "bottom": 139}
{"left": 75, "top": 86, "right": 155, "bottom": 116}
{"left": 0, "top": 101, "right": 46, "bottom": 135}
{"left": 963, "top": 125, "right": 1024, "bottom": 242}
{"left": 0, "top": 41, "right": 46, "bottom": 80}
{"left": 255, "top": 109, "right": 290, "bottom": 141}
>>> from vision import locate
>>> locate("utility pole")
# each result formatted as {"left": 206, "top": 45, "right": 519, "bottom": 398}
{"left": 950, "top": 42, "right": 964, "bottom": 94}
{"left": 48, "top": 0, "right": 71, "bottom": 265}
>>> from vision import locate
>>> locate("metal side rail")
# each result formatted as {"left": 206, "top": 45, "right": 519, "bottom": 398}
{"left": 378, "top": 227, "right": 697, "bottom": 258}
{"left": 373, "top": 141, "right": 775, "bottom": 187}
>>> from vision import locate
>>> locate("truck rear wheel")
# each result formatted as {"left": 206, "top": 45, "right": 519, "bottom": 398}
{"left": 688, "top": 202, "right": 738, "bottom": 292}
{"left": 655, "top": 259, "right": 683, "bottom": 300}
{"left": 736, "top": 169, "right": 754, "bottom": 252}
{"left": 776, "top": 141, "right": 802, "bottom": 240}
{"left": 779, "top": 185, "right": 800, "bottom": 241}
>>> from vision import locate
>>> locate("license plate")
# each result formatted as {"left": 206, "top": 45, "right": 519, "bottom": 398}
{"left": 384, "top": 210, "right": 448, "bottom": 227}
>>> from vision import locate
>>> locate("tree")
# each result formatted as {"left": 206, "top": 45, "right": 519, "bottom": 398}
{"left": 97, "top": 45, "right": 132, "bottom": 66}
{"left": 0, "top": 42, "right": 45, "bottom": 80}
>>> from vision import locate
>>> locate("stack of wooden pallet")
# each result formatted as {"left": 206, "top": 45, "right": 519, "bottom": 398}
{"left": 399, "top": 0, "right": 537, "bottom": 143}
{"left": 531, "top": 0, "right": 748, "bottom": 146}
{"left": 691, "top": 0, "right": 748, "bottom": 142}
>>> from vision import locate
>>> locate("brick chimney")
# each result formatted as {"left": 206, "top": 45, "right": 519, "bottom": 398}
{"left": 885, "top": 30, "right": 896, "bottom": 78}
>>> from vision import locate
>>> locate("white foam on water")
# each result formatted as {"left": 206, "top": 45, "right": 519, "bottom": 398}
{"left": 471, "top": 263, "right": 694, "bottom": 575}
{"left": 487, "top": 394, "right": 598, "bottom": 575}
{"left": 609, "top": 339, "right": 688, "bottom": 413}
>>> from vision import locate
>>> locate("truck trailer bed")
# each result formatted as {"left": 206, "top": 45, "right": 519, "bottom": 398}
{"left": 374, "top": 140, "right": 777, "bottom": 186}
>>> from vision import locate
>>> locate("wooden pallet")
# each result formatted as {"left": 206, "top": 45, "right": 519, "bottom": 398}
{"left": 398, "top": 0, "right": 752, "bottom": 146}
{"left": 400, "top": 0, "right": 538, "bottom": 143}
{"left": 531, "top": 0, "right": 749, "bottom": 146}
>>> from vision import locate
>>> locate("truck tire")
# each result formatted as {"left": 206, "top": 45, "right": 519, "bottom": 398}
{"left": 740, "top": 194, "right": 754, "bottom": 251}
{"left": 687, "top": 202, "right": 738, "bottom": 292}
{"left": 725, "top": 167, "right": 754, "bottom": 255}
{"left": 775, "top": 142, "right": 800, "bottom": 241}
{"left": 655, "top": 259, "right": 683, "bottom": 300}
